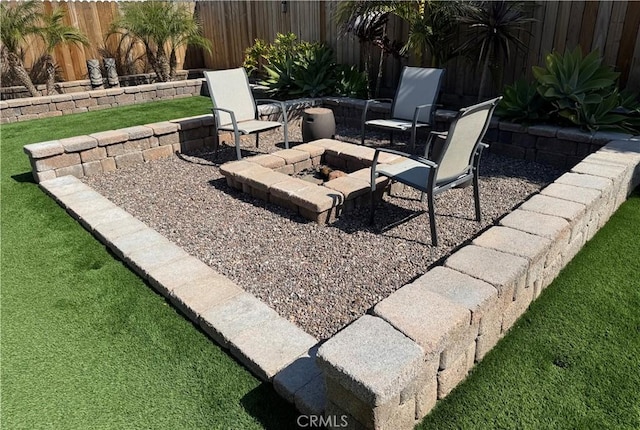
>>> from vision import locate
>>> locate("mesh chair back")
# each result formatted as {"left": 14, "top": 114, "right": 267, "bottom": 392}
{"left": 435, "top": 97, "right": 501, "bottom": 184}
{"left": 204, "top": 68, "right": 256, "bottom": 126}
{"left": 391, "top": 67, "right": 444, "bottom": 123}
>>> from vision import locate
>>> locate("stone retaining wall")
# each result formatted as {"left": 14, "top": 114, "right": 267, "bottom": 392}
{"left": 23, "top": 99, "right": 321, "bottom": 183}
{"left": 324, "top": 96, "right": 637, "bottom": 170}
{"left": 0, "top": 70, "right": 193, "bottom": 101}
{"left": 1, "top": 78, "right": 206, "bottom": 124}
{"left": 316, "top": 138, "right": 640, "bottom": 429}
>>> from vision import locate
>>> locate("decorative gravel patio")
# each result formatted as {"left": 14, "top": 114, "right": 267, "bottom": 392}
{"left": 83, "top": 126, "right": 563, "bottom": 340}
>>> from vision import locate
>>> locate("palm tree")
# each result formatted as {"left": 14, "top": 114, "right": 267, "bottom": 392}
{"left": 336, "top": 2, "right": 394, "bottom": 97}
{"left": 110, "top": 2, "right": 211, "bottom": 83}
{"left": 456, "top": 1, "right": 534, "bottom": 100}
{"left": 39, "top": 5, "right": 89, "bottom": 95}
{"left": 337, "top": 1, "right": 468, "bottom": 69}
{"left": 0, "top": 0, "right": 42, "bottom": 97}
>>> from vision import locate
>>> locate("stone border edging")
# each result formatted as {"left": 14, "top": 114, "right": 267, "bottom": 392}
{"left": 1, "top": 78, "right": 206, "bottom": 124}
{"left": 37, "top": 174, "right": 326, "bottom": 415}
{"left": 316, "top": 139, "right": 640, "bottom": 429}
{"left": 22, "top": 101, "right": 640, "bottom": 428}
{"left": 22, "top": 99, "right": 322, "bottom": 183}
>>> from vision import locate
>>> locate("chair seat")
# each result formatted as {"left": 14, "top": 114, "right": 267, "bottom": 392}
{"left": 376, "top": 158, "right": 432, "bottom": 192}
{"left": 219, "top": 119, "right": 282, "bottom": 135}
{"left": 365, "top": 118, "right": 431, "bottom": 131}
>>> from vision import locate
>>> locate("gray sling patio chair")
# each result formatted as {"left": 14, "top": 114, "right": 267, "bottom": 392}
{"left": 204, "top": 68, "right": 289, "bottom": 160}
{"left": 361, "top": 66, "right": 445, "bottom": 153}
{"left": 369, "top": 96, "right": 502, "bottom": 246}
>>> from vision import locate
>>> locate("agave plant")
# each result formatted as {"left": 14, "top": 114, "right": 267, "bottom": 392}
{"left": 495, "top": 78, "right": 548, "bottom": 122}
{"left": 334, "top": 64, "right": 369, "bottom": 98}
{"left": 532, "top": 47, "right": 619, "bottom": 124}
{"left": 576, "top": 89, "right": 639, "bottom": 133}
{"left": 291, "top": 44, "right": 336, "bottom": 97}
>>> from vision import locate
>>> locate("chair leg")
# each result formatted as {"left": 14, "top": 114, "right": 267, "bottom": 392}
{"left": 255, "top": 133, "right": 260, "bottom": 148}
{"left": 361, "top": 124, "right": 366, "bottom": 146}
{"left": 389, "top": 132, "right": 394, "bottom": 146}
{"left": 426, "top": 191, "right": 438, "bottom": 246}
{"left": 473, "top": 174, "right": 482, "bottom": 222}
{"left": 369, "top": 191, "right": 376, "bottom": 225}
{"left": 234, "top": 130, "right": 242, "bottom": 160}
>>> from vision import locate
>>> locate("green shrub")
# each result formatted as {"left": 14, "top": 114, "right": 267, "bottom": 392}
{"left": 498, "top": 47, "right": 640, "bottom": 133}
{"left": 334, "top": 65, "right": 368, "bottom": 98}
{"left": 243, "top": 32, "right": 366, "bottom": 99}
{"left": 496, "top": 79, "right": 547, "bottom": 123}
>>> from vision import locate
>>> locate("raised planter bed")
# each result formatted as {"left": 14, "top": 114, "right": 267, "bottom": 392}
{"left": 20, "top": 97, "right": 640, "bottom": 429}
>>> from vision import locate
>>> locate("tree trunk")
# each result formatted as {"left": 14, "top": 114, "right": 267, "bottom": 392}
{"left": 477, "top": 51, "right": 492, "bottom": 102}
{"left": 169, "top": 48, "right": 177, "bottom": 81}
{"left": 44, "top": 55, "right": 57, "bottom": 95}
{"left": 155, "top": 45, "right": 170, "bottom": 82}
{"left": 7, "top": 52, "right": 39, "bottom": 97}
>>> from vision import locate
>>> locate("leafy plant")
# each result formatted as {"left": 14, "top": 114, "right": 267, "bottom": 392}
{"left": 457, "top": 1, "right": 534, "bottom": 101}
{"left": 498, "top": 47, "right": 640, "bottom": 133}
{"left": 290, "top": 44, "right": 336, "bottom": 97}
{"left": 246, "top": 32, "right": 362, "bottom": 99}
{"left": 496, "top": 78, "right": 547, "bottom": 123}
{"left": 39, "top": 5, "right": 89, "bottom": 95}
{"left": 334, "top": 65, "right": 369, "bottom": 98}
{"left": 532, "top": 47, "right": 619, "bottom": 124}
{"left": 242, "top": 38, "right": 269, "bottom": 78}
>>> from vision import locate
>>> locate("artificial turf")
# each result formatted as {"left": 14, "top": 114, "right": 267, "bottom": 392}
{"left": 1, "top": 97, "right": 301, "bottom": 429}
{"left": 1, "top": 96, "right": 639, "bottom": 429}
{"left": 417, "top": 188, "right": 640, "bottom": 429}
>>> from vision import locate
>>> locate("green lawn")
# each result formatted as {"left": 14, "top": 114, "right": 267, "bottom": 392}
{"left": 2, "top": 97, "right": 639, "bottom": 429}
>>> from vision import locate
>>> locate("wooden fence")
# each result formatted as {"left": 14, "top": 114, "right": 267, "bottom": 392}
{"left": 5, "top": 1, "right": 640, "bottom": 101}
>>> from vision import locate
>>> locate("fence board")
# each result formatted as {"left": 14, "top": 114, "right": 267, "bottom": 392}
{"left": 579, "top": 1, "right": 600, "bottom": 53}
{"left": 591, "top": 1, "right": 614, "bottom": 54}
{"left": 603, "top": 1, "right": 628, "bottom": 67}
{"left": 617, "top": 2, "right": 640, "bottom": 87}
{"left": 3, "top": 1, "right": 639, "bottom": 101}
{"left": 565, "top": 1, "right": 586, "bottom": 49}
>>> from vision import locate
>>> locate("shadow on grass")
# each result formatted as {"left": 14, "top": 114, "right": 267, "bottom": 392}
{"left": 11, "top": 172, "right": 36, "bottom": 184}
{"left": 240, "top": 382, "right": 304, "bottom": 430}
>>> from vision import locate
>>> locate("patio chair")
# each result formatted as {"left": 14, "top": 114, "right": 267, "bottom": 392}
{"left": 361, "top": 66, "right": 445, "bottom": 153}
{"left": 369, "top": 96, "right": 502, "bottom": 246}
{"left": 204, "top": 68, "right": 289, "bottom": 160}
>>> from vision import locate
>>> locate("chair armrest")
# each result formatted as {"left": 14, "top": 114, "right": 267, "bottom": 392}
{"left": 211, "top": 107, "right": 238, "bottom": 131}
{"left": 254, "top": 99, "right": 289, "bottom": 123}
{"left": 362, "top": 98, "right": 394, "bottom": 123}
{"left": 372, "top": 147, "right": 438, "bottom": 169}
{"left": 371, "top": 147, "right": 438, "bottom": 191}
{"left": 412, "top": 104, "right": 435, "bottom": 125}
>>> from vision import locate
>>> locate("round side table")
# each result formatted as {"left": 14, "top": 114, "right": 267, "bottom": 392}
{"left": 302, "top": 107, "right": 336, "bottom": 142}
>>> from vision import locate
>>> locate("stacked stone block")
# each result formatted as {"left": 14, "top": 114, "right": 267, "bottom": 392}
{"left": 317, "top": 138, "right": 640, "bottom": 429}
{"left": 219, "top": 139, "right": 398, "bottom": 224}
{"left": 23, "top": 114, "right": 220, "bottom": 183}
{"left": 2, "top": 79, "right": 206, "bottom": 123}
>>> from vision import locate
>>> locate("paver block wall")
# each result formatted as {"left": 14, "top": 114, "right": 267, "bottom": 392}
{"left": 1, "top": 78, "right": 205, "bottom": 124}
{"left": 316, "top": 138, "right": 640, "bottom": 429}
{"left": 22, "top": 100, "right": 323, "bottom": 183}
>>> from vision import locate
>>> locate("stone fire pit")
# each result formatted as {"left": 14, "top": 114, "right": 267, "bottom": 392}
{"left": 220, "top": 139, "right": 401, "bottom": 223}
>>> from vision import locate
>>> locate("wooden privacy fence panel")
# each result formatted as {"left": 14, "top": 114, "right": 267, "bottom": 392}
{"left": 197, "top": 0, "right": 640, "bottom": 100}
{"left": 2, "top": 1, "right": 190, "bottom": 83}
{"left": 3, "top": 1, "right": 639, "bottom": 98}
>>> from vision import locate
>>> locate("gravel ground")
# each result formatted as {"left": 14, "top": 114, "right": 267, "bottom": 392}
{"left": 84, "top": 126, "right": 564, "bottom": 340}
